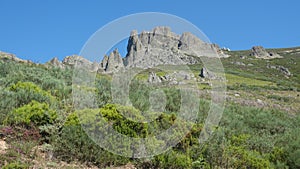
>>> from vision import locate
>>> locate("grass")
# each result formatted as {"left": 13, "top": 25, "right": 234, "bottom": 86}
{"left": 225, "top": 73, "right": 275, "bottom": 87}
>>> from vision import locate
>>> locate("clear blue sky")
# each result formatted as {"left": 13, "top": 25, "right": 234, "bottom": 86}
{"left": 0, "top": 0, "right": 299, "bottom": 63}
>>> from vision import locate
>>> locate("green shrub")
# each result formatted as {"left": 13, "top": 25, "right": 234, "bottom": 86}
{"left": 152, "top": 150, "right": 192, "bottom": 169}
{"left": 8, "top": 81, "right": 53, "bottom": 107}
{"left": 53, "top": 109, "right": 130, "bottom": 167}
{"left": 0, "top": 89, "right": 17, "bottom": 124}
{"left": 4, "top": 100, "right": 57, "bottom": 126}
{"left": 95, "top": 77, "right": 112, "bottom": 107}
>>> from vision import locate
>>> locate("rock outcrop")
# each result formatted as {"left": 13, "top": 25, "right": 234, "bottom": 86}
{"left": 250, "top": 46, "right": 281, "bottom": 59}
{"left": 267, "top": 65, "right": 292, "bottom": 77}
{"left": 147, "top": 71, "right": 195, "bottom": 85}
{"left": 119, "top": 26, "right": 228, "bottom": 71}
{"left": 104, "top": 49, "right": 124, "bottom": 73}
{"left": 46, "top": 57, "right": 64, "bottom": 69}
{"left": 0, "top": 51, "right": 33, "bottom": 64}
{"left": 148, "top": 72, "right": 162, "bottom": 84}
{"left": 45, "top": 26, "right": 229, "bottom": 73}
{"left": 62, "top": 55, "right": 99, "bottom": 72}
{"left": 46, "top": 55, "right": 100, "bottom": 72}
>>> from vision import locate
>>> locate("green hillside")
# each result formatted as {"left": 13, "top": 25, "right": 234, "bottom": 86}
{"left": 0, "top": 47, "right": 299, "bottom": 168}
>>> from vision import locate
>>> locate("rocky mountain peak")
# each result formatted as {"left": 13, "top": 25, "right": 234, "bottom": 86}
{"left": 121, "top": 26, "right": 228, "bottom": 70}
{"left": 105, "top": 49, "right": 124, "bottom": 73}
{"left": 62, "top": 55, "right": 92, "bottom": 66}
{"left": 178, "top": 32, "right": 204, "bottom": 51}
{"left": 47, "top": 57, "right": 64, "bottom": 69}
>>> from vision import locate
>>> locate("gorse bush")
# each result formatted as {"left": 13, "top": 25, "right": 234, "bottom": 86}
{"left": 53, "top": 104, "right": 190, "bottom": 166}
{"left": 53, "top": 108, "right": 131, "bottom": 167}
{"left": 4, "top": 100, "right": 57, "bottom": 126}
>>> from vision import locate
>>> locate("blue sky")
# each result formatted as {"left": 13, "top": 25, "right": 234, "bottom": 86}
{"left": 0, "top": 0, "right": 299, "bottom": 63}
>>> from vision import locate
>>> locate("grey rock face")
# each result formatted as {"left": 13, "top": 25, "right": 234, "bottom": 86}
{"left": 250, "top": 46, "right": 281, "bottom": 59}
{"left": 211, "top": 44, "right": 229, "bottom": 58}
{"left": 46, "top": 55, "right": 99, "bottom": 72}
{"left": 105, "top": 49, "right": 124, "bottom": 73}
{"left": 63, "top": 55, "right": 92, "bottom": 66}
{"left": 100, "top": 55, "right": 109, "bottom": 70}
{"left": 62, "top": 55, "right": 99, "bottom": 72}
{"left": 121, "top": 26, "right": 226, "bottom": 71}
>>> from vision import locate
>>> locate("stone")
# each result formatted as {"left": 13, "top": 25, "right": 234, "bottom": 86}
{"left": 199, "top": 67, "right": 216, "bottom": 79}
{"left": 277, "top": 65, "right": 292, "bottom": 76}
{"left": 0, "top": 139, "right": 8, "bottom": 154}
{"left": 63, "top": 55, "right": 92, "bottom": 66}
{"left": 0, "top": 51, "right": 33, "bottom": 63}
{"left": 148, "top": 72, "right": 162, "bottom": 84}
{"left": 257, "top": 99, "right": 264, "bottom": 105}
{"left": 100, "top": 55, "right": 109, "bottom": 69}
{"left": 100, "top": 26, "right": 230, "bottom": 73}
{"left": 240, "top": 55, "right": 246, "bottom": 59}
{"left": 211, "top": 44, "right": 230, "bottom": 58}
{"left": 46, "top": 57, "right": 64, "bottom": 69}
{"left": 267, "top": 65, "right": 292, "bottom": 77}
{"left": 105, "top": 49, "right": 124, "bottom": 73}
{"left": 62, "top": 55, "right": 97, "bottom": 71}
{"left": 232, "top": 61, "right": 246, "bottom": 66}
{"left": 250, "top": 46, "right": 282, "bottom": 59}
{"left": 122, "top": 26, "right": 226, "bottom": 71}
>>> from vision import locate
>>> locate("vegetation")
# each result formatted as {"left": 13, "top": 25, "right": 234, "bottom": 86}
{"left": 0, "top": 48, "right": 299, "bottom": 168}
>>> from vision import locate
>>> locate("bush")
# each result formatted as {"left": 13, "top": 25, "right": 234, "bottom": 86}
{"left": 8, "top": 81, "right": 53, "bottom": 107}
{"left": 4, "top": 100, "right": 57, "bottom": 126}
{"left": 53, "top": 109, "right": 130, "bottom": 167}
{"left": 95, "top": 77, "right": 112, "bottom": 107}
{"left": 0, "top": 89, "right": 17, "bottom": 124}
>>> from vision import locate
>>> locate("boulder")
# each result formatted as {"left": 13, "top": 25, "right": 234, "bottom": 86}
{"left": 148, "top": 72, "right": 162, "bottom": 84}
{"left": 250, "top": 46, "right": 282, "bottom": 59}
{"left": 199, "top": 67, "right": 216, "bottom": 79}
{"left": 277, "top": 66, "right": 292, "bottom": 76}
{"left": 267, "top": 65, "right": 292, "bottom": 77}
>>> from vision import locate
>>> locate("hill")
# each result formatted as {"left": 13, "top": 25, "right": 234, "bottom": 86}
{"left": 0, "top": 28, "right": 299, "bottom": 168}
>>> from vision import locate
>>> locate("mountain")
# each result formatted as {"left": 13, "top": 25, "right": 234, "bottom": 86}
{"left": 101, "top": 26, "right": 229, "bottom": 73}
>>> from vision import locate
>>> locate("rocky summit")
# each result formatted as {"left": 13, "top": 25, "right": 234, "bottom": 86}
{"left": 100, "top": 26, "right": 228, "bottom": 73}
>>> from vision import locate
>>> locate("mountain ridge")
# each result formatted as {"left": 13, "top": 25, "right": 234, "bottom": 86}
{"left": 1, "top": 26, "right": 299, "bottom": 72}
